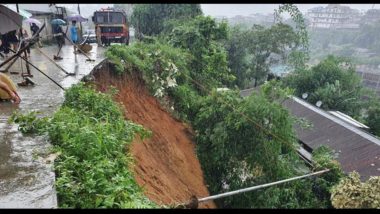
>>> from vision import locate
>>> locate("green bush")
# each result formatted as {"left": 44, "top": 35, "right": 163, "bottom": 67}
{"left": 167, "top": 84, "right": 203, "bottom": 122}
{"left": 331, "top": 171, "right": 380, "bottom": 208}
{"left": 10, "top": 83, "right": 156, "bottom": 208}
{"left": 105, "top": 41, "right": 191, "bottom": 99}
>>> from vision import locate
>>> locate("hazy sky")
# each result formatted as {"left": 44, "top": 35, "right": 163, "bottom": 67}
{"left": 200, "top": 4, "right": 378, "bottom": 17}
{"left": 60, "top": 4, "right": 378, "bottom": 18}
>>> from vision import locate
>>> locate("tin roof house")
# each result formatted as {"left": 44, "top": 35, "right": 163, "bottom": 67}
{"left": 241, "top": 88, "right": 380, "bottom": 181}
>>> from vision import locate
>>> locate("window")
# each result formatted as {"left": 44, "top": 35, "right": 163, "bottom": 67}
{"left": 95, "top": 12, "right": 124, "bottom": 24}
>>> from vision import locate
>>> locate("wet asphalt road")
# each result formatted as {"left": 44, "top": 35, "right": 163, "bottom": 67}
{"left": 0, "top": 43, "right": 105, "bottom": 208}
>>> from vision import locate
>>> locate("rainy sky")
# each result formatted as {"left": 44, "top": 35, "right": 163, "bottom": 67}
{"left": 200, "top": 4, "right": 378, "bottom": 17}
{"left": 60, "top": 4, "right": 378, "bottom": 18}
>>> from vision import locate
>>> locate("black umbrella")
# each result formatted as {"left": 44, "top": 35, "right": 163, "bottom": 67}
{"left": 0, "top": 4, "right": 23, "bottom": 34}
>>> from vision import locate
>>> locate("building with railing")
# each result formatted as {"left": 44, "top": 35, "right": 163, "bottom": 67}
{"left": 307, "top": 4, "right": 360, "bottom": 29}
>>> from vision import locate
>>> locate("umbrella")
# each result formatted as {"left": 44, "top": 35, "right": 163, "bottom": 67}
{"left": 66, "top": 14, "right": 87, "bottom": 22}
{"left": 4, "top": 4, "right": 32, "bottom": 19}
{"left": 23, "top": 17, "right": 41, "bottom": 25}
{"left": 51, "top": 18, "right": 66, "bottom": 25}
{"left": 0, "top": 5, "right": 23, "bottom": 34}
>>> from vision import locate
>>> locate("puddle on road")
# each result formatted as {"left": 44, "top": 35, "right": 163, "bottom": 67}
{"left": 0, "top": 44, "right": 105, "bottom": 208}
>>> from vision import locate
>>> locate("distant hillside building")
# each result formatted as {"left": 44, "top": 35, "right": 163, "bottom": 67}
{"left": 222, "top": 13, "right": 274, "bottom": 27}
{"left": 307, "top": 4, "right": 360, "bottom": 29}
{"left": 361, "top": 9, "right": 380, "bottom": 25}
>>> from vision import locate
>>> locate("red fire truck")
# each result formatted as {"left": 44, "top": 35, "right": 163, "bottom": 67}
{"left": 92, "top": 7, "right": 129, "bottom": 46}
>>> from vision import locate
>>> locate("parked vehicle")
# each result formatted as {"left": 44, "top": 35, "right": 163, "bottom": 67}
{"left": 83, "top": 29, "right": 96, "bottom": 44}
{"left": 92, "top": 7, "right": 129, "bottom": 46}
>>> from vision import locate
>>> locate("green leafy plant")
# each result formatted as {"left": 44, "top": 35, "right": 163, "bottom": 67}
{"left": 11, "top": 83, "right": 156, "bottom": 208}
{"left": 131, "top": 4, "right": 202, "bottom": 39}
{"left": 105, "top": 40, "right": 190, "bottom": 100}
{"left": 331, "top": 171, "right": 380, "bottom": 208}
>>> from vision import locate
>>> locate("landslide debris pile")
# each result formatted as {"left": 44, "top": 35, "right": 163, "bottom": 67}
{"left": 90, "top": 62, "right": 215, "bottom": 208}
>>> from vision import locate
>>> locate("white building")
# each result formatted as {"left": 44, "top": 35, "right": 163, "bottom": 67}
{"left": 307, "top": 4, "right": 360, "bottom": 29}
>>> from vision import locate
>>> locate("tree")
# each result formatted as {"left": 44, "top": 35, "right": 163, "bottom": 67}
{"left": 193, "top": 90, "right": 343, "bottom": 208}
{"left": 194, "top": 90, "right": 301, "bottom": 207}
{"left": 275, "top": 4, "right": 310, "bottom": 69}
{"left": 130, "top": 4, "right": 202, "bottom": 39}
{"left": 283, "top": 55, "right": 365, "bottom": 117}
{"left": 367, "top": 101, "right": 380, "bottom": 136}
{"left": 331, "top": 171, "right": 380, "bottom": 208}
{"left": 224, "top": 25, "right": 250, "bottom": 88}
{"left": 113, "top": 4, "right": 133, "bottom": 19}
{"left": 168, "top": 16, "right": 235, "bottom": 93}
{"left": 225, "top": 23, "right": 300, "bottom": 88}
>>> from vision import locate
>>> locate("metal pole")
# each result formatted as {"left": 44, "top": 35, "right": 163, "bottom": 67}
{"left": 35, "top": 47, "right": 74, "bottom": 75}
{"left": 197, "top": 169, "right": 330, "bottom": 203}
{"left": 78, "top": 4, "right": 83, "bottom": 39}
{"left": 8, "top": 49, "right": 65, "bottom": 90}
{"left": 15, "top": 4, "right": 31, "bottom": 76}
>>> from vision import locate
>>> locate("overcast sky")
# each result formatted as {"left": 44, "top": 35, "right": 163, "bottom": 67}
{"left": 200, "top": 4, "right": 378, "bottom": 17}
{"left": 60, "top": 4, "right": 378, "bottom": 18}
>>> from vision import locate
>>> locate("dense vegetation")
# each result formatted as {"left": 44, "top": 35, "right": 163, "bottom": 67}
{"left": 10, "top": 84, "right": 156, "bottom": 208}
{"left": 193, "top": 90, "right": 344, "bottom": 208}
{"left": 100, "top": 4, "right": 347, "bottom": 208}
{"left": 11, "top": 3, "right": 380, "bottom": 209}
{"left": 282, "top": 55, "right": 380, "bottom": 135}
{"left": 225, "top": 23, "right": 300, "bottom": 88}
{"left": 105, "top": 40, "right": 344, "bottom": 209}
{"left": 309, "top": 23, "right": 380, "bottom": 65}
{"left": 331, "top": 171, "right": 380, "bottom": 208}
{"left": 131, "top": 4, "right": 202, "bottom": 39}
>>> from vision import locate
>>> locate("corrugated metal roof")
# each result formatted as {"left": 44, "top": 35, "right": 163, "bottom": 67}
{"left": 241, "top": 88, "right": 380, "bottom": 180}
{"left": 284, "top": 97, "right": 380, "bottom": 180}
{"left": 18, "top": 4, "right": 54, "bottom": 13}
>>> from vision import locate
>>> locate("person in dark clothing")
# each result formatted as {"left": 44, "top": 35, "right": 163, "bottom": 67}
{"left": 30, "top": 23, "right": 42, "bottom": 48}
{"left": 52, "top": 24, "right": 65, "bottom": 59}
{"left": 19, "top": 28, "right": 30, "bottom": 57}
{"left": 0, "top": 35, "right": 3, "bottom": 58}
{"left": 53, "top": 24, "right": 65, "bottom": 48}
{"left": 7, "top": 30, "right": 19, "bottom": 52}
{"left": 0, "top": 32, "right": 12, "bottom": 57}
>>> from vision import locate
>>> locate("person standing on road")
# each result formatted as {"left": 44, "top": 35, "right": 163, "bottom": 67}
{"left": 8, "top": 30, "right": 19, "bottom": 52}
{"left": 70, "top": 21, "right": 78, "bottom": 54}
{"left": 19, "top": 28, "right": 30, "bottom": 57}
{"left": 53, "top": 24, "right": 65, "bottom": 50}
{"left": 30, "top": 23, "right": 42, "bottom": 48}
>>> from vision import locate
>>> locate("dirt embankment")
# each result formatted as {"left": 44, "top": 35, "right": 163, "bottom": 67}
{"left": 91, "top": 65, "right": 215, "bottom": 208}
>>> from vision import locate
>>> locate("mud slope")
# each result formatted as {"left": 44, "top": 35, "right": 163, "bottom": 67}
{"left": 91, "top": 65, "right": 215, "bottom": 208}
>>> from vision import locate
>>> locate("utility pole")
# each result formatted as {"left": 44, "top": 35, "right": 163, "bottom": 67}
{"left": 78, "top": 4, "right": 83, "bottom": 39}
{"left": 15, "top": 4, "right": 32, "bottom": 77}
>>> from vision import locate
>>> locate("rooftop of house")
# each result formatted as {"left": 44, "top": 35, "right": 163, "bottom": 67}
{"left": 240, "top": 87, "right": 380, "bottom": 180}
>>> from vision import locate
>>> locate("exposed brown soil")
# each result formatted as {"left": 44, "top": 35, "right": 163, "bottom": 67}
{"left": 91, "top": 64, "right": 215, "bottom": 208}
